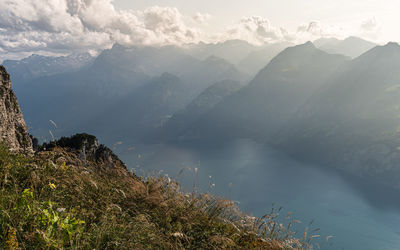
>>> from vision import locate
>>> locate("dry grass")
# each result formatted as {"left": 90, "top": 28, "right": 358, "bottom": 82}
{"left": 0, "top": 142, "right": 316, "bottom": 249}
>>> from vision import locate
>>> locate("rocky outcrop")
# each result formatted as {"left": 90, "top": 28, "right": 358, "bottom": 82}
{"left": 40, "top": 133, "right": 127, "bottom": 171}
{"left": 0, "top": 65, "right": 32, "bottom": 152}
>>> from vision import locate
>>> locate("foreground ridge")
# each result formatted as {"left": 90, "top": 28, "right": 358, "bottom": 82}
{"left": 0, "top": 136, "right": 310, "bottom": 249}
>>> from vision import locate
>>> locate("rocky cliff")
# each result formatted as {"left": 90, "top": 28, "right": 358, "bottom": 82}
{"left": 0, "top": 65, "right": 32, "bottom": 152}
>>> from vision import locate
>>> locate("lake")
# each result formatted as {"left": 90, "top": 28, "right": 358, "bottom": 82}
{"left": 116, "top": 139, "right": 400, "bottom": 249}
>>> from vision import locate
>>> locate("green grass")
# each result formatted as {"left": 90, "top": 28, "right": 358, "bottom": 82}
{"left": 0, "top": 142, "right": 313, "bottom": 249}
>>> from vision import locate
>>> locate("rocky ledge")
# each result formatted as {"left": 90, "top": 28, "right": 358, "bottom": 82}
{"left": 0, "top": 65, "right": 32, "bottom": 152}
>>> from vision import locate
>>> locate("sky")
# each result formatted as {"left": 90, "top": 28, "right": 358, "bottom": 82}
{"left": 0, "top": 0, "right": 399, "bottom": 61}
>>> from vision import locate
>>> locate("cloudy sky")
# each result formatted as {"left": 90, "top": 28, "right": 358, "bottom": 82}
{"left": 1, "top": 0, "right": 399, "bottom": 61}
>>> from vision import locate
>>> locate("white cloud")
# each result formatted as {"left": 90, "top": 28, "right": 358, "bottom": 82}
{"left": 297, "top": 21, "right": 323, "bottom": 36}
{"left": 0, "top": 1, "right": 384, "bottom": 60}
{"left": 193, "top": 12, "right": 211, "bottom": 24}
{"left": 295, "top": 21, "right": 347, "bottom": 42}
{"left": 219, "top": 16, "right": 289, "bottom": 45}
{"left": 359, "top": 17, "right": 381, "bottom": 40}
{"left": 0, "top": 0, "right": 200, "bottom": 59}
{"left": 217, "top": 17, "right": 346, "bottom": 45}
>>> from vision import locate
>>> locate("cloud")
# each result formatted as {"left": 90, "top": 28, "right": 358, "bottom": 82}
{"left": 0, "top": 1, "right": 382, "bottom": 60}
{"left": 0, "top": 0, "right": 200, "bottom": 59}
{"left": 361, "top": 18, "right": 378, "bottom": 31}
{"left": 297, "top": 21, "right": 323, "bottom": 36}
{"left": 218, "top": 17, "right": 346, "bottom": 45}
{"left": 221, "top": 16, "right": 290, "bottom": 45}
{"left": 359, "top": 17, "right": 381, "bottom": 40}
{"left": 193, "top": 13, "right": 211, "bottom": 24}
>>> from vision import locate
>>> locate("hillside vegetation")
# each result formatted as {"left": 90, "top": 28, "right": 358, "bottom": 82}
{"left": 0, "top": 135, "right": 312, "bottom": 249}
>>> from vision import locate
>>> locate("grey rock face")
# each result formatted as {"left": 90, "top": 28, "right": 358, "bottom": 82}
{"left": 0, "top": 65, "right": 33, "bottom": 152}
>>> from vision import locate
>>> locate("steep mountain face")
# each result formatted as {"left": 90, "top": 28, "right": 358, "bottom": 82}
{"left": 3, "top": 53, "right": 94, "bottom": 82}
{"left": 14, "top": 61, "right": 150, "bottom": 140}
{"left": 13, "top": 44, "right": 247, "bottom": 143}
{"left": 237, "top": 42, "right": 293, "bottom": 75}
{"left": 0, "top": 66, "right": 32, "bottom": 152}
{"left": 93, "top": 44, "right": 248, "bottom": 87}
{"left": 275, "top": 42, "right": 400, "bottom": 189}
{"left": 314, "top": 36, "right": 377, "bottom": 58}
{"left": 83, "top": 73, "right": 194, "bottom": 143}
{"left": 185, "top": 40, "right": 292, "bottom": 76}
{"left": 161, "top": 80, "right": 244, "bottom": 140}
{"left": 179, "top": 42, "right": 348, "bottom": 143}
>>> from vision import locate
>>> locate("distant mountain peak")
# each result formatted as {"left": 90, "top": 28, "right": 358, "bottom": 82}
{"left": 272, "top": 41, "right": 319, "bottom": 60}
{"left": 357, "top": 41, "right": 400, "bottom": 61}
{"left": 344, "top": 36, "right": 364, "bottom": 42}
{"left": 314, "top": 36, "right": 377, "bottom": 58}
{"left": 303, "top": 41, "right": 316, "bottom": 48}
{"left": 384, "top": 41, "right": 400, "bottom": 47}
{"left": 204, "top": 55, "right": 233, "bottom": 65}
{"left": 284, "top": 41, "right": 316, "bottom": 53}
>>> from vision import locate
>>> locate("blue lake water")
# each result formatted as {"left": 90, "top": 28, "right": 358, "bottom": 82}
{"left": 117, "top": 139, "right": 400, "bottom": 250}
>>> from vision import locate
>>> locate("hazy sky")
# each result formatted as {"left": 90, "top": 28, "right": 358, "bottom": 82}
{"left": 0, "top": 0, "right": 399, "bottom": 60}
{"left": 114, "top": 0, "right": 399, "bottom": 42}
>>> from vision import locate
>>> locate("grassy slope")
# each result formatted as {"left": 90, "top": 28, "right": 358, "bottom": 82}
{"left": 0, "top": 141, "right": 311, "bottom": 249}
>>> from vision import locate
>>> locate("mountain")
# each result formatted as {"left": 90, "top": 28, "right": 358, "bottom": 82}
{"left": 161, "top": 79, "right": 244, "bottom": 140}
{"left": 237, "top": 42, "right": 293, "bottom": 75}
{"left": 0, "top": 66, "right": 32, "bottom": 152}
{"left": 314, "top": 36, "right": 377, "bottom": 58}
{"left": 3, "top": 53, "right": 94, "bottom": 82}
{"left": 313, "top": 37, "right": 341, "bottom": 48}
{"left": 177, "top": 42, "right": 348, "bottom": 143}
{"left": 94, "top": 44, "right": 248, "bottom": 85}
{"left": 13, "top": 58, "right": 151, "bottom": 140}
{"left": 185, "top": 40, "right": 292, "bottom": 76}
{"left": 12, "top": 44, "right": 247, "bottom": 143}
{"left": 85, "top": 73, "right": 194, "bottom": 143}
{"left": 185, "top": 39, "right": 258, "bottom": 64}
{"left": 275, "top": 42, "right": 400, "bottom": 189}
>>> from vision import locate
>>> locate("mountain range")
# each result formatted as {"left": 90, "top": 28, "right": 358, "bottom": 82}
{"left": 175, "top": 42, "right": 348, "bottom": 143}
{"left": 10, "top": 43, "right": 249, "bottom": 143}
{"left": 4, "top": 36, "right": 399, "bottom": 191}
{"left": 3, "top": 53, "right": 94, "bottom": 82}
{"left": 276, "top": 42, "right": 400, "bottom": 189}
{"left": 314, "top": 36, "right": 377, "bottom": 58}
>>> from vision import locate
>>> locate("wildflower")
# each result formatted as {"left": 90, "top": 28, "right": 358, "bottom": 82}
{"left": 5, "top": 228, "right": 18, "bottom": 249}
{"left": 60, "top": 162, "right": 69, "bottom": 171}
{"left": 49, "top": 182, "right": 56, "bottom": 189}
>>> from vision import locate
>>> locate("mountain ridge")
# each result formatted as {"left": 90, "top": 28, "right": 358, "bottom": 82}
{"left": 176, "top": 42, "right": 348, "bottom": 143}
